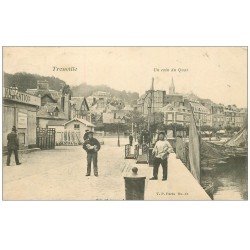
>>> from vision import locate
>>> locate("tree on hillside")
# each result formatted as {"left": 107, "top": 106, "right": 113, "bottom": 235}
{"left": 4, "top": 72, "right": 66, "bottom": 92}
{"left": 4, "top": 72, "right": 139, "bottom": 105}
{"left": 61, "top": 84, "right": 72, "bottom": 96}
{"left": 71, "top": 83, "right": 139, "bottom": 105}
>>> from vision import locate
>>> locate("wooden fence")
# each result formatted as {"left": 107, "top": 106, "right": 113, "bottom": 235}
{"left": 55, "top": 130, "right": 81, "bottom": 146}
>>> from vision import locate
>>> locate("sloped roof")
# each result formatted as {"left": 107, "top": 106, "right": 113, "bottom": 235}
{"left": 89, "top": 103, "right": 104, "bottom": 113}
{"left": 139, "top": 93, "right": 147, "bottom": 100}
{"left": 162, "top": 103, "right": 190, "bottom": 113}
{"left": 48, "top": 90, "right": 62, "bottom": 100}
{"left": 161, "top": 103, "right": 174, "bottom": 112}
{"left": 47, "top": 120, "right": 65, "bottom": 126}
{"left": 26, "top": 88, "right": 61, "bottom": 101}
{"left": 37, "top": 103, "right": 66, "bottom": 119}
{"left": 90, "top": 103, "right": 117, "bottom": 113}
{"left": 64, "top": 118, "right": 96, "bottom": 127}
{"left": 41, "top": 93, "right": 58, "bottom": 103}
{"left": 190, "top": 102, "right": 208, "bottom": 110}
{"left": 70, "top": 97, "right": 89, "bottom": 111}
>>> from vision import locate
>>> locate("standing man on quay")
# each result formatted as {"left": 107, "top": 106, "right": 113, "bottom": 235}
{"left": 150, "top": 131, "right": 173, "bottom": 181}
{"left": 6, "top": 126, "right": 21, "bottom": 166}
{"left": 83, "top": 131, "right": 101, "bottom": 177}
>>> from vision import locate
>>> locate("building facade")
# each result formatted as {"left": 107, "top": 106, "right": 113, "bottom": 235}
{"left": 70, "top": 97, "right": 89, "bottom": 120}
{"left": 235, "top": 109, "right": 247, "bottom": 127}
{"left": 86, "top": 91, "right": 111, "bottom": 109}
{"left": 190, "top": 102, "right": 211, "bottom": 127}
{"left": 36, "top": 102, "right": 68, "bottom": 128}
{"left": 27, "top": 80, "right": 71, "bottom": 128}
{"left": 162, "top": 103, "right": 190, "bottom": 126}
{"left": 64, "top": 118, "right": 95, "bottom": 143}
{"left": 137, "top": 90, "right": 166, "bottom": 115}
{"left": 3, "top": 87, "right": 41, "bottom": 150}
{"left": 137, "top": 78, "right": 247, "bottom": 130}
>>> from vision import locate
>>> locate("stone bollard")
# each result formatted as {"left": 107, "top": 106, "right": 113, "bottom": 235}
{"left": 124, "top": 167, "right": 146, "bottom": 200}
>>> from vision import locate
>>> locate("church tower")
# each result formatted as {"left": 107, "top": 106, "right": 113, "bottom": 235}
{"left": 151, "top": 77, "right": 154, "bottom": 91}
{"left": 169, "top": 77, "right": 175, "bottom": 94}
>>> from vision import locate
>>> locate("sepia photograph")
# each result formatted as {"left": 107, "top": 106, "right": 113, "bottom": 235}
{"left": 2, "top": 46, "right": 248, "bottom": 201}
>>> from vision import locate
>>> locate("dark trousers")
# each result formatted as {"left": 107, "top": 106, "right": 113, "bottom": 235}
{"left": 7, "top": 148, "right": 20, "bottom": 165}
{"left": 129, "top": 140, "right": 133, "bottom": 146}
{"left": 153, "top": 157, "right": 168, "bottom": 179}
{"left": 87, "top": 152, "right": 98, "bottom": 175}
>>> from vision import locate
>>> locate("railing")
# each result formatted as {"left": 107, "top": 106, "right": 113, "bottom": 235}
{"left": 135, "top": 144, "right": 149, "bottom": 164}
{"left": 125, "top": 143, "right": 154, "bottom": 165}
{"left": 125, "top": 144, "right": 130, "bottom": 158}
{"left": 134, "top": 144, "right": 140, "bottom": 159}
{"left": 36, "top": 128, "right": 55, "bottom": 150}
{"left": 125, "top": 144, "right": 137, "bottom": 159}
{"left": 55, "top": 130, "right": 81, "bottom": 146}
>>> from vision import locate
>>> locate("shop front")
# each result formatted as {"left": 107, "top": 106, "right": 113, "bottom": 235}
{"left": 3, "top": 87, "right": 41, "bottom": 150}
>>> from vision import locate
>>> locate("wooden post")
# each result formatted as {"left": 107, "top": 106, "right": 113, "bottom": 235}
{"left": 117, "top": 121, "right": 120, "bottom": 147}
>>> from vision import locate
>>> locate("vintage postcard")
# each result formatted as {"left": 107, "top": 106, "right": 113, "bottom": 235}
{"left": 2, "top": 46, "right": 248, "bottom": 201}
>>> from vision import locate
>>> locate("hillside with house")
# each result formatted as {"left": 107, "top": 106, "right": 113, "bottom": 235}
{"left": 4, "top": 72, "right": 139, "bottom": 106}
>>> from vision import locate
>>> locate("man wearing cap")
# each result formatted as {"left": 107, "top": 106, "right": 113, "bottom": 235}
{"left": 83, "top": 131, "right": 101, "bottom": 177}
{"left": 6, "top": 126, "right": 21, "bottom": 166}
{"left": 83, "top": 129, "right": 90, "bottom": 141}
{"left": 150, "top": 131, "right": 173, "bottom": 181}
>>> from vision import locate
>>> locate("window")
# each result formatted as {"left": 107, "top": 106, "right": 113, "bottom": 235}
{"left": 74, "top": 124, "right": 80, "bottom": 130}
{"left": 177, "top": 114, "right": 184, "bottom": 121}
{"left": 167, "top": 114, "right": 173, "bottom": 120}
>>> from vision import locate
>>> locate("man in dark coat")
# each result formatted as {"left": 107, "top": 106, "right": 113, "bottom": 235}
{"left": 6, "top": 126, "right": 21, "bottom": 166}
{"left": 83, "top": 132, "right": 101, "bottom": 177}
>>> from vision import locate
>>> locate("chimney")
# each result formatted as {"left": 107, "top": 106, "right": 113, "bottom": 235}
{"left": 37, "top": 80, "right": 49, "bottom": 90}
{"left": 61, "top": 95, "right": 65, "bottom": 111}
{"left": 64, "top": 94, "right": 71, "bottom": 120}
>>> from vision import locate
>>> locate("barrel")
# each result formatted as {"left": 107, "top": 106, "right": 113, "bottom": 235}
{"left": 124, "top": 176, "right": 146, "bottom": 200}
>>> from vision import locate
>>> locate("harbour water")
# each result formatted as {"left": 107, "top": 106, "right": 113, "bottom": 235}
{"left": 201, "top": 156, "right": 248, "bottom": 200}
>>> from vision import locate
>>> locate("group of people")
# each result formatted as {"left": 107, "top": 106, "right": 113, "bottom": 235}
{"left": 6, "top": 126, "right": 172, "bottom": 182}
{"left": 82, "top": 129, "right": 173, "bottom": 181}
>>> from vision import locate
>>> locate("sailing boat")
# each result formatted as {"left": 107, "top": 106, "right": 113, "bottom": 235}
{"left": 205, "top": 122, "right": 248, "bottom": 158}
{"left": 187, "top": 106, "right": 215, "bottom": 198}
{"left": 188, "top": 105, "right": 201, "bottom": 182}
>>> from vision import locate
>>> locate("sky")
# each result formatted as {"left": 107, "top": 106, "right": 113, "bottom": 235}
{"left": 3, "top": 47, "right": 247, "bottom": 107}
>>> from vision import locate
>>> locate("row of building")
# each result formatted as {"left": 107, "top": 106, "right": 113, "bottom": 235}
{"left": 136, "top": 78, "right": 247, "bottom": 129}
{"left": 3, "top": 80, "right": 96, "bottom": 150}
{"left": 3, "top": 80, "right": 135, "bottom": 149}
{"left": 3, "top": 78, "right": 247, "bottom": 149}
